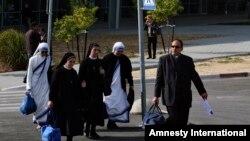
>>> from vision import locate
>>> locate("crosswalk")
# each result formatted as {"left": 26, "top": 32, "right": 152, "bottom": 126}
{"left": 0, "top": 91, "right": 25, "bottom": 112}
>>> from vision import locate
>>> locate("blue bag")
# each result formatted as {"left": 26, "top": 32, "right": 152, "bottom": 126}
{"left": 41, "top": 125, "right": 61, "bottom": 141}
{"left": 142, "top": 104, "right": 166, "bottom": 129}
{"left": 19, "top": 92, "right": 37, "bottom": 115}
{"left": 41, "top": 109, "right": 61, "bottom": 141}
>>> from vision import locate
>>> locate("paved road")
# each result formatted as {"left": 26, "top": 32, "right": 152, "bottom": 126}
{"left": 1, "top": 77, "right": 250, "bottom": 141}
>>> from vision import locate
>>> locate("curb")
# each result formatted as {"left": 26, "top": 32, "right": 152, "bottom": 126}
{"left": 219, "top": 72, "right": 249, "bottom": 78}
{"left": 201, "top": 72, "right": 250, "bottom": 79}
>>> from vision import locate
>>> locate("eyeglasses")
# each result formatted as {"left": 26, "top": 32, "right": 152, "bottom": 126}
{"left": 171, "top": 45, "right": 181, "bottom": 49}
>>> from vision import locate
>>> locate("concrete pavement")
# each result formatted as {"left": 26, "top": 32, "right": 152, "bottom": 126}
{"left": 1, "top": 76, "right": 250, "bottom": 141}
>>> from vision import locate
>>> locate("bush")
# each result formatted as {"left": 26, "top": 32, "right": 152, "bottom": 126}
{"left": 0, "top": 29, "right": 28, "bottom": 70}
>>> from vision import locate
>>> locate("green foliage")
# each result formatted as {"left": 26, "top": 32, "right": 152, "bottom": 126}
{"left": 54, "top": 6, "right": 98, "bottom": 45}
{"left": 0, "top": 29, "right": 27, "bottom": 70}
{"left": 147, "top": 0, "right": 184, "bottom": 24}
{"left": 54, "top": 15, "right": 76, "bottom": 44}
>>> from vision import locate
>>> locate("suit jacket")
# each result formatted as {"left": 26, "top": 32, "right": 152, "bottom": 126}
{"left": 25, "top": 29, "right": 40, "bottom": 57}
{"left": 154, "top": 54, "right": 206, "bottom": 107}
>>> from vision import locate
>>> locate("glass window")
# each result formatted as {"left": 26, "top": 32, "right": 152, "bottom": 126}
{"left": 3, "top": 0, "right": 21, "bottom": 26}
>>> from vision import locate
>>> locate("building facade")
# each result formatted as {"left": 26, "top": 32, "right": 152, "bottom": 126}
{"left": 0, "top": 0, "right": 70, "bottom": 29}
{"left": 0, "top": 0, "right": 248, "bottom": 29}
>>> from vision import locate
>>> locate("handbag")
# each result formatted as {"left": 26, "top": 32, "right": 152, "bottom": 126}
{"left": 41, "top": 125, "right": 61, "bottom": 141}
{"left": 41, "top": 109, "right": 61, "bottom": 141}
{"left": 19, "top": 92, "right": 37, "bottom": 115}
{"left": 142, "top": 104, "right": 166, "bottom": 129}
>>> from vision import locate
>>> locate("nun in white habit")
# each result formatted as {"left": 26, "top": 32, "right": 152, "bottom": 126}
{"left": 26, "top": 42, "right": 51, "bottom": 127}
{"left": 103, "top": 42, "right": 134, "bottom": 129}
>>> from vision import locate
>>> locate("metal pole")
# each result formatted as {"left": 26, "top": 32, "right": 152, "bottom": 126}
{"left": 84, "top": 30, "right": 88, "bottom": 59}
{"left": 47, "top": 0, "right": 53, "bottom": 56}
{"left": 137, "top": 0, "right": 146, "bottom": 120}
{"left": 76, "top": 34, "right": 80, "bottom": 62}
{"left": 159, "top": 28, "right": 166, "bottom": 53}
{"left": 115, "top": 0, "right": 120, "bottom": 29}
{"left": 159, "top": 24, "right": 175, "bottom": 54}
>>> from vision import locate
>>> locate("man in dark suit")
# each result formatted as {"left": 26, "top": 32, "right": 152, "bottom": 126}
{"left": 152, "top": 39, "right": 208, "bottom": 125}
{"left": 25, "top": 22, "right": 40, "bottom": 58}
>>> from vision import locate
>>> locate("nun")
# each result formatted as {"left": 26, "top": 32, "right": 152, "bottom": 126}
{"left": 26, "top": 42, "right": 51, "bottom": 128}
{"left": 48, "top": 52, "right": 83, "bottom": 141}
{"left": 102, "top": 41, "right": 134, "bottom": 129}
{"left": 78, "top": 43, "right": 106, "bottom": 139}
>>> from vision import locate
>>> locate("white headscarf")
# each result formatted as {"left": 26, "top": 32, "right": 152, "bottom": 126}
{"left": 32, "top": 42, "right": 50, "bottom": 56}
{"left": 112, "top": 42, "right": 125, "bottom": 52}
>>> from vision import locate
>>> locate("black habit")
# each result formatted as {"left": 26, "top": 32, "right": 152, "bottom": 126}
{"left": 78, "top": 57, "right": 105, "bottom": 126}
{"left": 49, "top": 66, "right": 83, "bottom": 136}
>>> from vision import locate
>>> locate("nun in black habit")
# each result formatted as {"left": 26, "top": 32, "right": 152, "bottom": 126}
{"left": 78, "top": 43, "right": 106, "bottom": 139}
{"left": 48, "top": 52, "right": 83, "bottom": 141}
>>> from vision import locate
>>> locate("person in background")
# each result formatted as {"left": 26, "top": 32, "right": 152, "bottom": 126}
{"left": 102, "top": 41, "right": 134, "bottom": 129}
{"left": 39, "top": 27, "right": 47, "bottom": 43}
{"left": 23, "top": 22, "right": 41, "bottom": 83}
{"left": 78, "top": 43, "right": 106, "bottom": 139}
{"left": 152, "top": 39, "right": 208, "bottom": 125}
{"left": 25, "top": 22, "right": 41, "bottom": 58}
{"left": 144, "top": 15, "right": 159, "bottom": 59}
{"left": 48, "top": 52, "right": 83, "bottom": 141}
{"left": 26, "top": 42, "right": 51, "bottom": 129}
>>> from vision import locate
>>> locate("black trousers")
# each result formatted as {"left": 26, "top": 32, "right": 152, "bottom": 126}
{"left": 147, "top": 36, "right": 157, "bottom": 58}
{"left": 166, "top": 104, "right": 190, "bottom": 125}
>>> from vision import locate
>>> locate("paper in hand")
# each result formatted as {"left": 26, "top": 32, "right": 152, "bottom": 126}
{"left": 200, "top": 99, "right": 213, "bottom": 116}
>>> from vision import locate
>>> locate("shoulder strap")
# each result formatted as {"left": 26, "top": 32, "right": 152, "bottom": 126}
{"left": 36, "top": 108, "right": 50, "bottom": 120}
{"left": 33, "top": 56, "right": 47, "bottom": 73}
{"left": 34, "top": 56, "right": 47, "bottom": 80}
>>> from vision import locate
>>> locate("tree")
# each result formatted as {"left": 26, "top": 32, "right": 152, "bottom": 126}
{"left": 146, "top": 0, "right": 183, "bottom": 24}
{"left": 132, "top": 0, "right": 183, "bottom": 23}
{"left": 53, "top": 0, "right": 98, "bottom": 62}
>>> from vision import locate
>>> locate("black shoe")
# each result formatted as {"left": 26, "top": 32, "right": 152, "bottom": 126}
{"left": 147, "top": 57, "right": 151, "bottom": 59}
{"left": 152, "top": 57, "right": 156, "bottom": 59}
{"left": 107, "top": 121, "right": 118, "bottom": 129}
{"left": 90, "top": 132, "right": 100, "bottom": 139}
